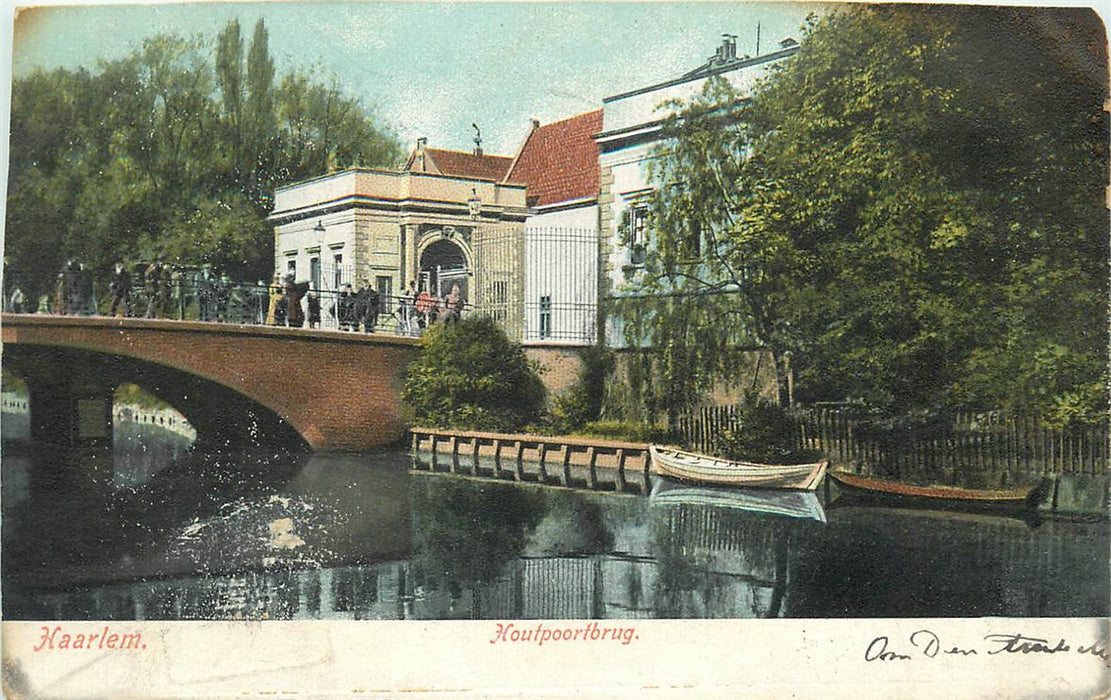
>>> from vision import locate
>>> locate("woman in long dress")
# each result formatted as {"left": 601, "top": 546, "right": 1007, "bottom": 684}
{"left": 266, "top": 274, "right": 284, "bottom": 325}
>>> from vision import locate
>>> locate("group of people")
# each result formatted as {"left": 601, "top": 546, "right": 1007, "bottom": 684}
{"left": 55, "top": 260, "right": 97, "bottom": 315}
{"left": 7, "top": 260, "right": 471, "bottom": 336}
{"left": 396, "top": 280, "right": 465, "bottom": 335}
{"left": 111, "top": 261, "right": 251, "bottom": 322}
{"left": 329, "top": 283, "right": 381, "bottom": 332}
{"left": 264, "top": 274, "right": 313, "bottom": 328}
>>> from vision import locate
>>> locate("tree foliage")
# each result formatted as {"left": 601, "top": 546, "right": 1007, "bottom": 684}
{"left": 619, "top": 6, "right": 1108, "bottom": 424}
{"left": 6, "top": 20, "right": 402, "bottom": 301}
{"left": 403, "top": 316, "right": 548, "bottom": 431}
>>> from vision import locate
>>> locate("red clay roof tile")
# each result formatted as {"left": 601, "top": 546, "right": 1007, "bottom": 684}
{"left": 505, "top": 110, "right": 602, "bottom": 208}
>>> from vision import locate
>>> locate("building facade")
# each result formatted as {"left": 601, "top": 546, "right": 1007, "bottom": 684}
{"left": 269, "top": 144, "right": 529, "bottom": 331}
{"left": 506, "top": 110, "right": 604, "bottom": 345}
{"left": 270, "top": 34, "right": 797, "bottom": 376}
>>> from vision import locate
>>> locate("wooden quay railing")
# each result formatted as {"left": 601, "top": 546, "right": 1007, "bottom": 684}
{"left": 410, "top": 428, "right": 654, "bottom": 494}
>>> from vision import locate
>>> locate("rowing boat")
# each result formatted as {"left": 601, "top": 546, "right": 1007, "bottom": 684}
{"left": 648, "top": 445, "right": 827, "bottom": 490}
{"left": 828, "top": 470, "right": 1046, "bottom": 512}
{"left": 649, "top": 476, "right": 828, "bottom": 522}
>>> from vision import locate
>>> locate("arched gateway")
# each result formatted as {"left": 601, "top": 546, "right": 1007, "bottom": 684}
{"left": 418, "top": 235, "right": 470, "bottom": 304}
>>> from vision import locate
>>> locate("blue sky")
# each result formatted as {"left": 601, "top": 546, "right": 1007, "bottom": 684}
{"left": 9, "top": 2, "right": 824, "bottom": 156}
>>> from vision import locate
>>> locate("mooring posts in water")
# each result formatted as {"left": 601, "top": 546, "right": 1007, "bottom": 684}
{"left": 410, "top": 428, "right": 653, "bottom": 494}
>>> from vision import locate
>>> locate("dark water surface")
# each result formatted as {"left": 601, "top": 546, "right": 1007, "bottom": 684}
{"left": 3, "top": 427, "right": 1107, "bottom": 621}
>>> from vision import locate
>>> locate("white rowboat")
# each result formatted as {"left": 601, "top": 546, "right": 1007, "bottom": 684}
{"left": 649, "top": 445, "right": 827, "bottom": 490}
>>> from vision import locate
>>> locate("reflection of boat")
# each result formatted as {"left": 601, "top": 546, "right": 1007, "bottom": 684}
{"left": 649, "top": 445, "right": 827, "bottom": 490}
{"left": 828, "top": 471, "right": 1046, "bottom": 513}
{"left": 650, "top": 476, "right": 827, "bottom": 523}
{"left": 826, "top": 503, "right": 1042, "bottom": 530}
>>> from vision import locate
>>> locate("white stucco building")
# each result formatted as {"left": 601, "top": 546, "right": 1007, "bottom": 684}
{"left": 506, "top": 110, "right": 604, "bottom": 344}
{"left": 269, "top": 144, "right": 529, "bottom": 331}
{"left": 596, "top": 35, "right": 800, "bottom": 344}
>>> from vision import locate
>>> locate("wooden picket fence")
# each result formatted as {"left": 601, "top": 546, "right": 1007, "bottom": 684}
{"left": 674, "top": 405, "right": 1109, "bottom": 478}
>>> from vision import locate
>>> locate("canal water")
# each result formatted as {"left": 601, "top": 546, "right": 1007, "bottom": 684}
{"left": 2, "top": 422, "right": 1107, "bottom": 621}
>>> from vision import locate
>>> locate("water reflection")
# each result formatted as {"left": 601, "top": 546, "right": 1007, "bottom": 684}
{"left": 2, "top": 428, "right": 1107, "bottom": 621}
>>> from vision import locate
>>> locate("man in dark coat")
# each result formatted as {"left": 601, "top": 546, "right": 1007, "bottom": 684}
{"left": 337, "top": 284, "right": 357, "bottom": 331}
{"left": 157, "top": 264, "right": 173, "bottom": 318}
{"left": 362, "top": 286, "right": 380, "bottom": 332}
{"left": 285, "top": 275, "right": 310, "bottom": 328}
{"left": 196, "top": 265, "right": 216, "bottom": 322}
{"left": 144, "top": 263, "right": 161, "bottom": 318}
{"left": 306, "top": 291, "right": 322, "bottom": 329}
{"left": 108, "top": 261, "right": 131, "bottom": 317}
{"left": 353, "top": 285, "right": 369, "bottom": 332}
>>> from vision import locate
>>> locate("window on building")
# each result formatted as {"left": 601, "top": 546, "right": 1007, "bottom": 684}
{"left": 376, "top": 276, "right": 392, "bottom": 312}
{"left": 539, "top": 296, "right": 552, "bottom": 339}
{"left": 310, "top": 257, "right": 321, "bottom": 290}
{"left": 287, "top": 259, "right": 296, "bottom": 279}
{"left": 492, "top": 279, "right": 508, "bottom": 324}
{"left": 333, "top": 254, "right": 343, "bottom": 288}
{"left": 629, "top": 205, "right": 648, "bottom": 265}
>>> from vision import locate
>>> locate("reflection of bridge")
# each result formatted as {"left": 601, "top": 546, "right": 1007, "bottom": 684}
{"left": 1, "top": 314, "right": 419, "bottom": 451}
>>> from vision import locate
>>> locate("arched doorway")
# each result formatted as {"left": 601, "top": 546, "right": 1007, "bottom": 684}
{"left": 419, "top": 238, "right": 469, "bottom": 304}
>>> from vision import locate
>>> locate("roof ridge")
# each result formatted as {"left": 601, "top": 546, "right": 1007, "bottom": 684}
{"left": 425, "top": 146, "right": 512, "bottom": 160}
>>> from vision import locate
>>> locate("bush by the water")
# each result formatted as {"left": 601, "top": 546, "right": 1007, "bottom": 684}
{"left": 712, "top": 393, "right": 819, "bottom": 463}
{"left": 403, "top": 316, "right": 546, "bottom": 431}
{"left": 549, "top": 346, "right": 614, "bottom": 433}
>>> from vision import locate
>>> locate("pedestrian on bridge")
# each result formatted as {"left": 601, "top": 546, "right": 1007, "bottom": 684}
{"left": 285, "top": 275, "right": 310, "bottom": 328}
{"left": 336, "top": 284, "right": 358, "bottom": 331}
{"left": 363, "top": 286, "right": 380, "bottom": 332}
{"left": 58, "top": 260, "right": 81, "bottom": 315}
{"left": 144, "top": 263, "right": 162, "bottom": 318}
{"left": 307, "top": 291, "right": 321, "bottom": 329}
{"left": 399, "top": 280, "right": 418, "bottom": 336}
{"left": 108, "top": 261, "right": 131, "bottom": 317}
{"left": 266, "top": 274, "right": 283, "bottom": 325}
{"left": 196, "top": 265, "right": 218, "bottom": 322}
{"left": 8, "top": 284, "right": 26, "bottom": 314}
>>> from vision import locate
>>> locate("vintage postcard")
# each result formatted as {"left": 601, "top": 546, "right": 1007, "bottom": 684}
{"left": 2, "top": 1, "right": 1108, "bottom": 697}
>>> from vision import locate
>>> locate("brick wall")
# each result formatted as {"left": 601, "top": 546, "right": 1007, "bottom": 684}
{"left": 3, "top": 315, "right": 419, "bottom": 451}
{"left": 524, "top": 345, "right": 586, "bottom": 397}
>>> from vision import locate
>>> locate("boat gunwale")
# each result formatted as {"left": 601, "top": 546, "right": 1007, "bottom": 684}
{"left": 828, "top": 470, "right": 1039, "bottom": 502}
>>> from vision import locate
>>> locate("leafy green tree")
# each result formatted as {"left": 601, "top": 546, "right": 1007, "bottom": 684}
{"left": 620, "top": 6, "right": 1108, "bottom": 424}
{"left": 244, "top": 19, "right": 277, "bottom": 207}
{"left": 215, "top": 18, "right": 245, "bottom": 180}
{"left": 611, "top": 75, "right": 794, "bottom": 426}
{"left": 403, "top": 316, "right": 547, "bottom": 431}
{"left": 5, "top": 19, "right": 402, "bottom": 302}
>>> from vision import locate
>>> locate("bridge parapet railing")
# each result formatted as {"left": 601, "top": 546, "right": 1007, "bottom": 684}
{"left": 15, "top": 281, "right": 500, "bottom": 338}
{"left": 9, "top": 270, "right": 596, "bottom": 343}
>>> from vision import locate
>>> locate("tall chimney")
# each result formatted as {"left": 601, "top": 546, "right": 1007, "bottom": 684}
{"left": 722, "top": 33, "right": 736, "bottom": 61}
{"left": 416, "top": 137, "right": 427, "bottom": 171}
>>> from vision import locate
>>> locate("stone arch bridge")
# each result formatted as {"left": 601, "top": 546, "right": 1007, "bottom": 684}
{"left": 2, "top": 314, "right": 420, "bottom": 451}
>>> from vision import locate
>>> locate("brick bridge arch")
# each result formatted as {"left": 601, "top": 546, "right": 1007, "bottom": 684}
{"left": 2, "top": 314, "right": 419, "bottom": 451}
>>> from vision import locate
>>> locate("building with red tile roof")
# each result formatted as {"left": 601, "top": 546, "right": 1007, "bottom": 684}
{"left": 404, "top": 139, "right": 514, "bottom": 181}
{"left": 505, "top": 109, "right": 603, "bottom": 209}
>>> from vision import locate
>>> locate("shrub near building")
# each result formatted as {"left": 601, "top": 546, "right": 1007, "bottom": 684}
{"left": 404, "top": 316, "right": 547, "bottom": 432}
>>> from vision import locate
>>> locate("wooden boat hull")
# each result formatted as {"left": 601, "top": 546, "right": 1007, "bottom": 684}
{"left": 650, "top": 476, "right": 827, "bottom": 522}
{"left": 649, "top": 445, "right": 827, "bottom": 490}
{"left": 828, "top": 471, "right": 1046, "bottom": 513}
